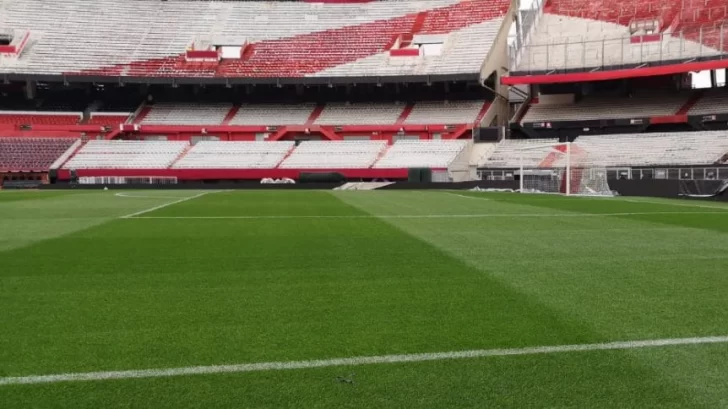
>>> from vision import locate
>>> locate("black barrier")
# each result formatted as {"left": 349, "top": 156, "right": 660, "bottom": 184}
{"left": 608, "top": 179, "right": 679, "bottom": 198}
{"left": 38, "top": 180, "right": 728, "bottom": 202}
{"left": 2, "top": 180, "right": 44, "bottom": 189}
{"left": 406, "top": 168, "right": 434, "bottom": 183}
{"left": 298, "top": 172, "right": 346, "bottom": 183}
{"left": 679, "top": 180, "right": 728, "bottom": 198}
{"left": 609, "top": 179, "right": 728, "bottom": 202}
{"left": 41, "top": 182, "right": 345, "bottom": 190}
{"left": 379, "top": 180, "right": 519, "bottom": 190}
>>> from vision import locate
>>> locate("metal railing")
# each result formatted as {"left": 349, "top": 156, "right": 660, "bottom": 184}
{"left": 479, "top": 167, "right": 728, "bottom": 181}
{"left": 510, "top": 24, "right": 728, "bottom": 74}
{"left": 508, "top": 0, "right": 728, "bottom": 74}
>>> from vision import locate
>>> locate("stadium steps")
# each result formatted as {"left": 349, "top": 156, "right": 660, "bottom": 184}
{"left": 676, "top": 91, "right": 705, "bottom": 116}
{"left": 222, "top": 105, "right": 241, "bottom": 125}
{"left": 395, "top": 103, "right": 414, "bottom": 125}
{"left": 371, "top": 144, "right": 393, "bottom": 168}
{"left": 54, "top": 139, "right": 86, "bottom": 170}
{"left": 169, "top": 145, "right": 194, "bottom": 168}
{"left": 411, "top": 11, "right": 428, "bottom": 33}
{"left": 132, "top": 106, "right": 153, "bottom": 124}
{"left": 305, "top": 104, "right": 326, "bottom": 126}
{"left": 104, "top": 128, "right": 123, "bottom": 140}
{"left": 475, "top": 102, "right": 492, "bottom": 125}
{"left": 273, "top": 144, "right": 298, "bottom": 168}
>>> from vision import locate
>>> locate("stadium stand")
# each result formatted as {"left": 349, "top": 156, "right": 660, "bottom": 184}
{"left": 229, "top": 104, "right": 316, "bottom": 126}
{"left": 315, "top": 103, "right": 405, "bottom": 126}
{"left": 405, "top": 100, "right": 488, "bottom": 124}
{"left": 0, "top": 137, "right": 77, "bottom": 172}
{"left": 688, "top": 89, "right": 728, "bottom": 116}
{"left": 480, "top": 138, "right": 557, "bottom": 168}
{"left": 513, "top": 0, "right": 728, "bottom": 73}
{"left": 64, "top": 140, "right": 188, "bottom": 169}
{"left": 141, "top": 103, "right": 232, "bottom": 125}
{"left": 279, "top": 140, "right": 387, "bottom": 169}
{"left": 172, "top": 141, "right": 294, "bottom": 169}
{"left": 521, "top": 92, "right": 690, "bottom": 123}
{"left": 374, "top": 139, "right": 468, "bottom": 168}
{"left": 107, "top": 101, "right": 487, "bottom": 127}
{"left": 0, "top": 0, "right": 510, "bottom": 78}
{"left": 574, "top": 131, "right": 728, "bottom": 167}
{"left": 480, "top": 132, "right": 728, "bottom": 168}
{"left": 0, "top": 112, "right": 81, "bottom": 126}
{"left": 86, "top": 113, "right": 131, "bottom": 126}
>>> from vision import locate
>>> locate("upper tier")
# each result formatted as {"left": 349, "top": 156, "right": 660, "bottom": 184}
{"left": 0, "top": 0, "right": 509, "bottom": 79}
{"left": 512, "top": 0, "right": 728, "bottom": 74}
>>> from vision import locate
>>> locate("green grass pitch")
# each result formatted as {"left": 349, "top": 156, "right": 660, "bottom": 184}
{"left": 1, "top": 189, "right": 728, "bottom": 408}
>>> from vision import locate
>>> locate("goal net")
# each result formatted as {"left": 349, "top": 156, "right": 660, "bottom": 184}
{"left": 518, "top": 142, "right": 613, "bottom": 196}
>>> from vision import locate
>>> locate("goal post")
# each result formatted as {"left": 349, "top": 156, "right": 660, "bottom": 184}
{"left": 517, "top": 141, "right": 613, "bottom": 196}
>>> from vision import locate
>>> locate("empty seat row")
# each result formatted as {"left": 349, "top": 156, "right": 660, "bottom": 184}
{"left": 481, "top": 131, "right": 728, "bottom": 168}
{"left": 64, "top": 140, "right": 189, "bottom": 169}
{"left": 573, "top": 131, "right": 728, "bottom": 167}
{"left": 374, "top": 140, "right": 469, "bottom": 168}
{"left": 55, "top": 139, "right": 472, "bottom": 170}
{"left": 513, "top": 2, "right": 727, "bottom": 73}
{"left": 0, "top": 137, "right": 77, "bottom": 172}
{"left": 173, "top": 141, "right": 294, "bottom": 169}
{"left": 280, "top": 141, "right": 387, "bottom": 169}
{"left": 522, "top": 92, "right": 689, "bottom": 123}
{"left": 0, "top": 0, "right": 509, "bottom": 78}
{"left": 481, "top": 138, "right": 557, "bottom": 168}
{"left": 141, "top": 103, "right": 232, "bottom": 125}
{"left": 0, "top": 113, "right": 82, "bottom": 125}
{"left": 138, "top": 101, "right": 488, "bottom": 126}
{"left": 405, "top": 100, "right": 487, "bottom": 124}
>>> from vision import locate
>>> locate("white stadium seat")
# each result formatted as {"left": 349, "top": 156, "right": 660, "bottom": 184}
{"left": 64, "top": 140, "right": 189, "bottom": 169}
{"left": 522, "top": 93, "right": 688, "bottom": 123}
{"left": 374, "top": 140, "right": 468, "bottom": 168}
{"left": 173, "top": 141, "right": 294, "bottom": 169}
{"left": 142, "top": 103, "right": 232, "bottom": 125}
{"left": 315, "top": 103, "right": 404, "bottom": 126}
{"left": 230, "top": 104, "right": 316, "bottom": 126}
{"left": 405, "top": 100, "right": 486, "bottom": 124}
{"left": 279, "top": 141, "right": 387, "bottom": 169}
{"left": 481, "top": 132, "right": 728, "bottom": 168}
{"left": 0, "top": 0, "right": 508, "bottom": 78}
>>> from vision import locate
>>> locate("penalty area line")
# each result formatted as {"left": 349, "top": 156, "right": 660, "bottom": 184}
{"left": 443, "top": 192, "right": 491, "bottom": 201}
{"left": 114, "top": 193, "right": 193, "bottom": 200}
{"left": 119, "top": 191, "right": 214, "bottom": 219}
{"left": 620, "top": 198, "right": 728, "bottom": 211}
{"left": 122, "top": 210, "right": 728, "bottom": 220}
{"left": 1, "top": 335, "right": 727, "bottom": 386}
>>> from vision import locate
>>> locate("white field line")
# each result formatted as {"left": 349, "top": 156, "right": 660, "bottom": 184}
{"left": 114, "top": 193, "right": 192, "bottom": 200}
{"left": 1, "top": 335, "right": 727, "bottom": 386}
{"left": 443, "top": 192, "right": 491, "bottom": 201}
{"left": 119, "top": 191, "right": 213, "bottom": 219}
{"left": 123, "top": 211, "right": 727, "bottom": 220}
{"left": 621, "top": 198, "right": 728, "bottom": 211}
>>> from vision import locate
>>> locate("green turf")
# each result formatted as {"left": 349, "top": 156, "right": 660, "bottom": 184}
{"left": 1, "top": 190, "right": 728, "bottom": 408}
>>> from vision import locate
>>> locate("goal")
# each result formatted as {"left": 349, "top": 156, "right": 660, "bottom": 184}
{"left": 517, "top": 142, "right": 613, "bottom": 196}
